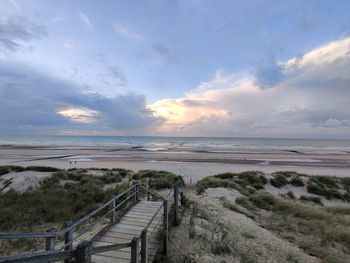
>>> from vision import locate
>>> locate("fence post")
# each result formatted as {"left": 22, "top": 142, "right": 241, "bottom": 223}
{"left": 173, "top": 184, "right": 179, "bottom": 226}
{"left": 133, "top": 182, "right": 139, "bottom": 203}
{"left": 76, "top": 241, "right": 92, "bottom": 263}
{"left": 45, "top": 228, "right": 56, "bottom": 251}
{"left": 163, "top": 200, "right": 168, "bottom": 256}
{"left": 131, "top": 237, "right": 139, "bottom": 263}
{"left": 141, "top": 229, "right": 148, "bottom": 263}
{"left": 110, "top": 195, "right": 116, "bottom": 223}
{"left": 64, "top": 221, "right": 73, "bottom": 263}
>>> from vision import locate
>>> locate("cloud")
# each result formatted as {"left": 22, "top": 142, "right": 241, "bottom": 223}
{"left": 151, "top": 44, "right": 180, "bottom": 64}
{"left": 0, "top": 14, "right": 47, "bottom": 53}
{"left": 78, "top": 11, "right": 94, "bottom": 31}
{"left": 51, "top": 15, "right": 64, "bottom": 23}
{"left": 149, "top": 37, "right": 350, "bottom": 137}
{"left": 114, "top": 23, "right": 144, "bottom": 41}
{"left": 0, "top": 61, "right": 161, "bottom": 134}
{"left": 98, "top": 66, "right": 128, "bottom": 87}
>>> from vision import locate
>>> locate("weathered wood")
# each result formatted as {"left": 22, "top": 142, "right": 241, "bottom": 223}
{"left": 110, "top": 195, "right": 116, "bottom": 223}
{"left": 64, "top": 221, "right": 73, "bottom": 263}
{"left": 45, "top": 228, "right": 55, "bottom": 251}
{"left": 92, "top": 254, "right": 130, "bottom": 263}
{"left": 141, "top": 229, "right": 148, "bottom": 263}
{"left": 0, "top": 232, "right": 56, "bottom": 239}
{"left": 0, "top": 250, "right": 75, "bottom": 263}
{"left": 163, "top": 200, "right": 168, "bottom": 255}
{"left": 92, "top": 242, "right": 131, "bottom": 254}
{"left": 131, "top": 237, "right": 139, "bottom": 263}
{"left": 76, "top": 241, "right": 92, "bottom": 263}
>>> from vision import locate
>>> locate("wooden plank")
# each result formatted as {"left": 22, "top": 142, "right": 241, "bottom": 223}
{"left": 103, "top": 231, "right": 138, "bottom": 240}
{"left": 92, "top": 254, "right": 130, "bottom": 263}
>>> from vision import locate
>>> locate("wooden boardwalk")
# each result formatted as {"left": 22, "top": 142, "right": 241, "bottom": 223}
{"left": 92, "top": 201, "right": 164, "bottom": 263}
{"left": 0, "top": 183, "right": 183, "bottom": 263}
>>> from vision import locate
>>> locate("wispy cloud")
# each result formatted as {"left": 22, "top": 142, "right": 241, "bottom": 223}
{"left": 114, "top": 23, "right": 144, "bottom": 41}
{"left": 0, "top": 14, "right": 47, "bottom": 53}
{"left": 78, "top": 11, "right": 94, "bottom": 31}
{"left": 51, "top": 15, "right": 64, "bottom": 23}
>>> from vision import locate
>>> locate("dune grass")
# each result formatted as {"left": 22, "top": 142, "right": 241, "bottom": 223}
{"left": 234, "top": 191, "right": 350, "bottom": 263}
{"left": 196, "top": 171, "right": 267, "bottom": 194}
{"left": 132, "top": 170, "right": 184, "bottom": 189}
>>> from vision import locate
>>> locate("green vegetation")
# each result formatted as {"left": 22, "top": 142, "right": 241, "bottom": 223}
{"left": 306, "top": 176, "right": 345, "bottom": 200}
{"left": 0, "top": 165, "right": 60, "bottom": 176}
{"left": 299, "top": 195, "right": 323, "bottom": 206}
{"left": 286, "top": 191, "right": 295, "bottom": 199}
{"left": 270, "top": 174, "right": 288, "bottom": 188}
{"left": 233, "top": 192, "right": 350, "bottom": 263}
{"left": 196, "top": 171, "right": 267, "bottom": 194}
{"left": 0, "top": 169, "right": 129, "bottom": 233}
{"left": 133, "top": 170, "right": 184, "bottom": 189}
{"left": 289, "top": 176, "right": 305, "bottom": 187}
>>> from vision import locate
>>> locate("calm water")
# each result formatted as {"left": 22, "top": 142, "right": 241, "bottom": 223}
{"left": 1, "top": 135, "right": 350, "bottom": 151}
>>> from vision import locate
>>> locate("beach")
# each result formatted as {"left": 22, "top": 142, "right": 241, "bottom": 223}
{"left": 1, "top": 139, "right": 350, "bottom": 184}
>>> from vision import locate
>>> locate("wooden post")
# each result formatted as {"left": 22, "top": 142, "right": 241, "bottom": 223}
{"left": 76, "top": 241, "right": 92, "bottom": 263}
{"left": 45, "top": 228, "right": 56, "bottom": 251}
{"left": 163, "top": 200, "right": 168, "bottom": 256}
{"left": 131, "top": 237, "right": 139, "bottom": 263}
{"left": 133, "top": 182, "right": 139, "bottom": 203}
{"left": 110, "top": 195, "right": 116, "bottom": 223}
{"left": 141, "top": 229, "right": 148, "bottom": 263}
{"left": 173, "top": 184, "right": 179, "bottom": 226}
{"left": 64, "top": 221, "right": 73, "bottom": 263}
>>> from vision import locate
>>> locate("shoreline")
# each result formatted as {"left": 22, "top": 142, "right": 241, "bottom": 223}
{"left": 1, "top": 144, "right": 350, "bottom": 183}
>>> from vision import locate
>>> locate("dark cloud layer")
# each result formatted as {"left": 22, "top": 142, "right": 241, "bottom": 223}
{"left": 0, "top": 62, "right": 161, "bottom": 134}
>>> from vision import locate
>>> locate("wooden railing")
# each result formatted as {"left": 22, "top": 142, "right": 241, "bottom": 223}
{"left": 0, "top": 183, "right": 184, "bottom": 263}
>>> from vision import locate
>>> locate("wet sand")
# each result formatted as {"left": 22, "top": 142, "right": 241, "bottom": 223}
{"left": 1, "top": 144, "right": 350, "bottom": 183}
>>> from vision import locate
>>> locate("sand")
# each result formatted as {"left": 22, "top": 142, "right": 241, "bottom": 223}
{"left": 1, "top": 144, "right": 350, "bottom": 184}
{"left": 167, "top": 187, "right": 319, "bottom": 263}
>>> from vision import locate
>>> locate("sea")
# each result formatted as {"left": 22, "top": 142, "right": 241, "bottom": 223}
{"left": 0, "top": 135, "right": 350, "bottom": 152}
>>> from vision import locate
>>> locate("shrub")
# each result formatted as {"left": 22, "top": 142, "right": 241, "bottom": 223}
{"left": 26, "top": 166, "right": 60, "bottom": 172}
{"left": 196, "top": 177, "right": 244, "bottom": 194}
{"left": 100, "top": 172, "right": 122, "bottom": 184}
{"left": 307, "top": 183, "right": 343, "bottom": 200}
{"left": 290, "top": 176, "right": 305, "bottom": 187}
{"left": 270, "top": 174, "right": 288, "bottom": 188}
{"left": 248, "top": 192, "right": 276, "bottom": 210}
{"left": 287, "top": 191, "right": 295, "bottom": 199}
{"left": 299, "top": 195, "right": 323, "bottom": 206}
{"left": 199, "top": 171, "right": 267, "bottom": 193}
{"left": 133, "top": 170, "right": 184, "bottom": 189}
{"left": 0, "top": 167, "right": 9, "bottom": 176}
{"left": 310, "top": 176, "right": 339, "bottom": 189}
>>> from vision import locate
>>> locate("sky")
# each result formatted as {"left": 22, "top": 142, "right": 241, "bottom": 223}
{"left": 0, "top": 0, "right": 350, "bottom": 138}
